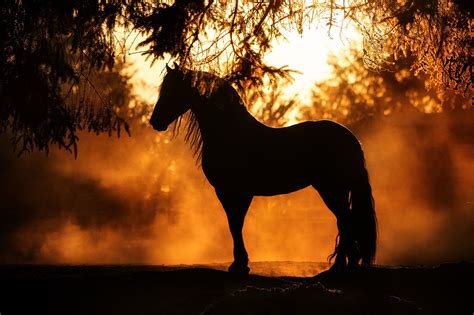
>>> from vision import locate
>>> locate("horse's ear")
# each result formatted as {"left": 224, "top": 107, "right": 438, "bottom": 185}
{"left": 166, "top": 64, "right": 172, "bottom": 72}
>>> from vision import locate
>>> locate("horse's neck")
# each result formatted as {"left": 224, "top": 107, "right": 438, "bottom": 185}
{"left": 185, "top": 71, "right": 262, "bottom": 145}
{"left": 192, "top": 96, "right": 259, "bottom": 145}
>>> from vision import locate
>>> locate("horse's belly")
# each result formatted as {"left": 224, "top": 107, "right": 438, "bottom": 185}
{"left": 203, "top": 161, "right": 313, "bottom": 196}
{"left": 250, "top": 169, "right": 313, "bottom": 196}
{"left": 252, "top": 180, "right": 311, "bottom": 196}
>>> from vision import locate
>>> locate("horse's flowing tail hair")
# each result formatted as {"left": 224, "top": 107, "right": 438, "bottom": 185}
{"left": 351, "top": 154, "right": 377, "bottom": 266}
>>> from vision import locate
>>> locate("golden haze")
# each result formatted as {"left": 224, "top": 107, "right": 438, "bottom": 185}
{"left": 2, "top": 111, "right": 472, "bottom": 268}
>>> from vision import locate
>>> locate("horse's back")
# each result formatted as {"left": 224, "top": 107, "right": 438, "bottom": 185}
{"left": 260, "top": 119, "right": 361, "bottom": 155}
{"left": 285, "top": 119, "right": 357, "bottom": 142}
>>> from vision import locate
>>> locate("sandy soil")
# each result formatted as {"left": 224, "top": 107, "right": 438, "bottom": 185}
{"left": 0, "top": 262, "right": 472, "bottom": 314}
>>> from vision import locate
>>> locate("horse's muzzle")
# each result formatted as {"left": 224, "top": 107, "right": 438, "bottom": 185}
{"left": 149, "top": 119, "right": 168, "bottom": 131}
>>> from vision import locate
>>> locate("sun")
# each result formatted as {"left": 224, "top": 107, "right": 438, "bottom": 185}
{"left": 264, "top": 24, "right": 362, "bottom": 104}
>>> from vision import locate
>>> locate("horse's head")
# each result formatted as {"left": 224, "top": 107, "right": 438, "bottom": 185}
{"left": 149, "top": 64, "right": 194, "bottom": 131}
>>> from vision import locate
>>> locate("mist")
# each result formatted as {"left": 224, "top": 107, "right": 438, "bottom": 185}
{"left": 0, "top": 110, "right": 472, "bottom": 266}
{"left": 361, "top": 111, "right": 474, "bottom": 265}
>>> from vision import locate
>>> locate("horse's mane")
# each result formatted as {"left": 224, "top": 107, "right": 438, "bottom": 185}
{"left": 171, "top": 69, "right": 245, "bottom": 162}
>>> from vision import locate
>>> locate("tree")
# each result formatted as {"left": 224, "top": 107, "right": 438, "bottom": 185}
{"left": 302, "top": 47, "right": 470, "bottom": 126}
{"left": 134, "top": 0, "right": 471, "bottom": 92}
{"left": 1, "top": 0, "right": 471, "bottom": 155}
{"left": 0, "top": 1, "right": 137, "bottom": 155}
{"left": 352, "top": 0, "right": 472, "bottom": 94}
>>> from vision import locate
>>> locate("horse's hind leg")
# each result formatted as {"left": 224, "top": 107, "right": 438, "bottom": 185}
{"left": 215, "top": 189, "right": 253, "bottom": 275}
{"left": 314, "top": 184, "right": 357, "bottom": 271}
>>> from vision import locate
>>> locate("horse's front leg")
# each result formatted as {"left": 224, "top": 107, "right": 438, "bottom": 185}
{"left": 215, "top": 189, "right": 253, "bottom": 275}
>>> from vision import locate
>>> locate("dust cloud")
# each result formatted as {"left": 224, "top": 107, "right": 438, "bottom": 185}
{"left": 361, "top": 111, "right": 474, "bottom": 265}
{"left": 0, "top": 110, "right": 472, "bottom": 266}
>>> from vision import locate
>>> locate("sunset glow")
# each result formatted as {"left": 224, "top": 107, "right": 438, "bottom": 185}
{"left": 2, "top": 1, "right": 472, "bottom": 274}
{"left": 126, "top": 23, "right": 362, "bottom": 114}
{"left": 264, "top": 25, "right": 362, "bottom": 102}
{"left": 62, "top": 22, "right": 471, "bottom": 269}
{"left": 1, "top": 3, "right": 473, "bottom": 314}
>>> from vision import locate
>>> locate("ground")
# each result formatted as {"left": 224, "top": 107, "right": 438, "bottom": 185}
{"left": 0, "top": 262, "right": 472, "bottom": 314}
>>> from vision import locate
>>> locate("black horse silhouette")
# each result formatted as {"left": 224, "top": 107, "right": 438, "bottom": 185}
{"left": 150, "top": 64, "right": 377, "bottom": 274}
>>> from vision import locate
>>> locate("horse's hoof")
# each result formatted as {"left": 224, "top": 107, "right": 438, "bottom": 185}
{"left": 228, "top": 262, "right": 250, "bottom": 275}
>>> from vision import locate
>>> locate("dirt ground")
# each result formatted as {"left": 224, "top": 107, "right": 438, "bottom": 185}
{"left": 0, "top": 262, "right": 472, "bottom": 315}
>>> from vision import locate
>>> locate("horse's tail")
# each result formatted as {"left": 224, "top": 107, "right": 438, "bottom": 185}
{"left": 351, "top": 153, "right": 377, "bottom": 266}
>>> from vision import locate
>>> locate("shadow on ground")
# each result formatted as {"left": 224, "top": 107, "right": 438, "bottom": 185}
{"left": 0, "top": 262, "right": 472, "bottom": 314}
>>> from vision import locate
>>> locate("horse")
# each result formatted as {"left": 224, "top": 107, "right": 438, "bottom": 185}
{"left": 149, "top": 64, "right": 377, "bottom": 274}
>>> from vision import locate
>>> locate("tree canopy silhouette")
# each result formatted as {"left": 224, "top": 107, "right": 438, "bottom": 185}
{"left": 302, "top": 48, "right": 470, "bottom": 126}
{"left": 1, "top": 0, "right": 471, "bottom": 154}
